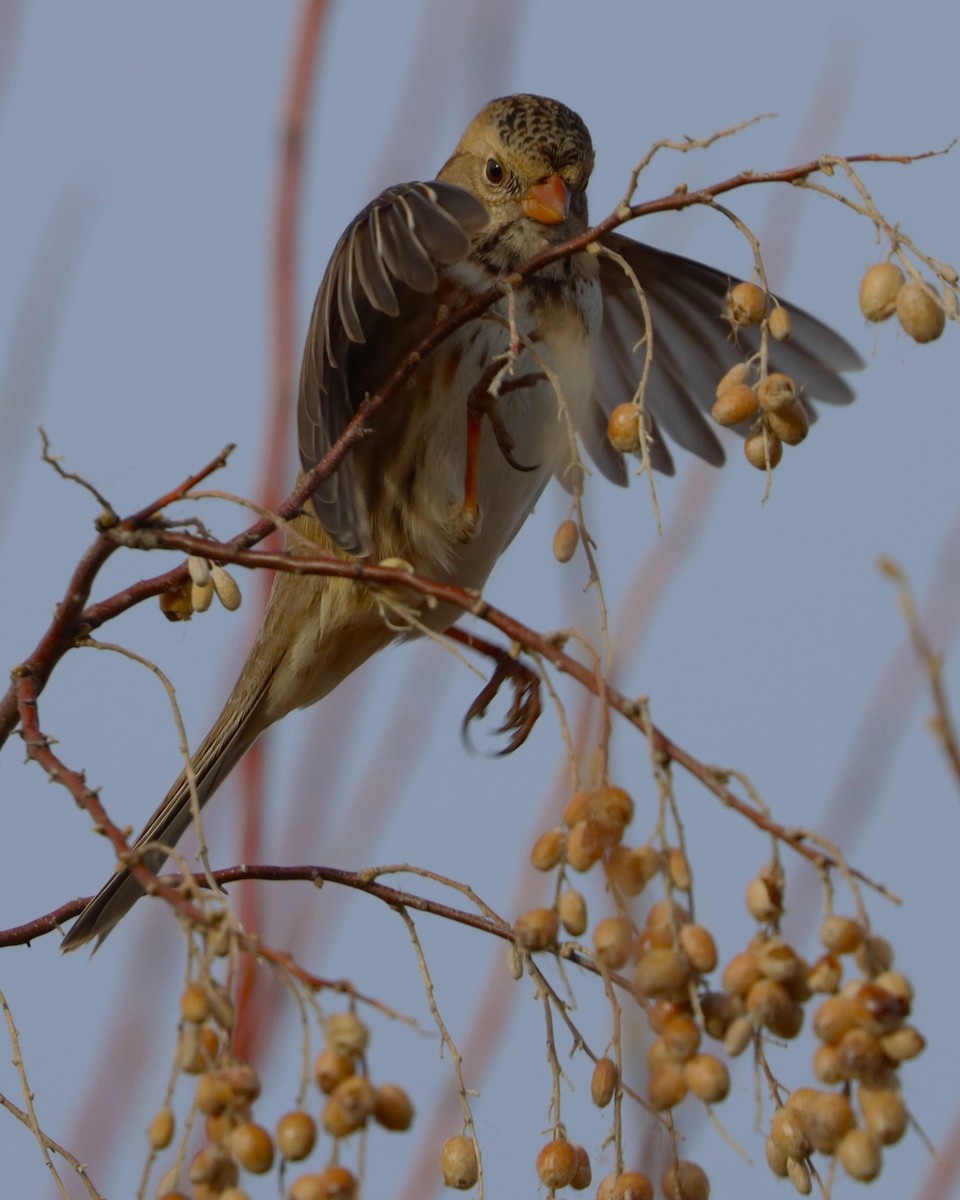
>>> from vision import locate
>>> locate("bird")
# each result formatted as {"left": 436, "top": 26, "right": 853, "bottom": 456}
{"left": 62, "top": 94, "right": 861, "bottom": 951}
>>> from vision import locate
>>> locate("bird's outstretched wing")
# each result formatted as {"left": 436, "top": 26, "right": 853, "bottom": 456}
{"left": 298, "top": 182, "right": 489, "bottom": 556}
{"left": 582, "top": 232, "right": 864, "bottom": 483}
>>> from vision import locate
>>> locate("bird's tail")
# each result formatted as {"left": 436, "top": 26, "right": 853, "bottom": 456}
{"left": 60, "top": 674, "right": 273, "bottom": 952}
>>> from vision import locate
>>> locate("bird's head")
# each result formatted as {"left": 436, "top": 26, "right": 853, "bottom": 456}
{"left": 439, "top": 94, "right": 595, "bottom": 272}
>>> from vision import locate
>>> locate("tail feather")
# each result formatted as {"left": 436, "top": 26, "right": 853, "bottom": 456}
{"left": 60, "top": 682, "right": 269, "bottom": 953}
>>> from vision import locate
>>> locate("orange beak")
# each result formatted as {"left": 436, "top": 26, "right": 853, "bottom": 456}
{"left": 522, "top": 174, "right": 570, "bottom": 225}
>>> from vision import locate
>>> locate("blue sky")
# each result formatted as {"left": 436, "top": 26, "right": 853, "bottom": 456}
{"left": 1, "top": 3, "right": 959, "bottom": 1198}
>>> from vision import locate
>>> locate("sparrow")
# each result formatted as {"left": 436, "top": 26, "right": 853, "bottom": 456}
{"left": 62, "top": 94, "right": 861, "bottom": 950}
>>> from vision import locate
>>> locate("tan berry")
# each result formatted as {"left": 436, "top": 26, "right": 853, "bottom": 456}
{"left": 666, "top": 848, "right": 692, "bottom": 890}
{"left": 820, "top": 916, "right": 863, "bottom": 955}
{"left": 180, "top": 983, "right": 211, "bottom": 1024}
{"left": 612, "top": 1172, "right": 654, "bottom": 1200}
{"left": 728, "top": 281, "right": 766, "bottom": 327}
{"left": 837, "top": 1128, "right": 882, "bottom": 1182}
{"left": 757, "top": 372, "right": 797, "bottom": 413}
{"left": 897, "top": 279, "right": 945, "bottom": 342}
{"left": 148, "top": 1107, "right": 175, "bottom": 1150}
{"left": 850, "top": 982, "right": 906, "bottom": 1035}
{"left": 373, "top": 1083, "right": 415, "bottom": 1131}
{"left": 873, "top": 970, "right": 913, "bottom": 1010}
{"left": 177, "top": 1026, "right": 220, "bottom": 1075}
{"left": 661, "top": 1160, "right": 710, "bottom": 1200}
{"left": 591, "top": 1056, "right": 618, "bottom": 1107}
{"left": 440, "top": 1134, "right": 479, "bottom": 1189}
{"left": 196, "top": 1071, "right": 232, "bottom": 1116}
{"left": 723, "top": 1014, "right": 754, "bottom": 1057}
{"left": 205, "top": 1110, "right": 241, "bottom": 1145}
{"left": 764, "top": 1136, "right": 789, "bottom": 1178}
{"left": 755, "top": 937, "right": 806, "bottom": 986}
{"left": 553, "top": 519, "right": 580, "bottom": 563}
{"left": 767, "top": 401, "right": 809, "bottom": 446}
{"left": 859, "top": 262, "right": 904, "bottom": 322}
{"left": 645, "top": 898, "right": 688, "bottom": 942}
{"left": 331, "top": 1075, "right": 375, "bottom": 1125}
{"left": 558, "top": 889, "right": 588, "bottom": 937}
{"left": 768, "top": 305, "right": 792, "bottom": 341}
{"left": 607, "top": 404, "right": 642, "bottom": 453}
{"left": 607, "top": 844, "right": 660, "bottom": 896}
{"left": 571, "top": 1144, "right": 592, "bottom": 1190}
{"left": 859, "top": 1086, "right": 908, "bottom": 1145}
{"left": 647, "top": 1061, "right": 687, "bottom": 1110}
{"left": 530, "top": 828, "right": 566, "bottom": 871}
{"left": 633, "top": 947, "right": 691, "bottom": 998}
{"left": 722, "top": 950, "right": 761, "bottom": 998}
{"left": 880, "top": 1024, "right": 925, "bottom": 1062}
{"left": 192, "top": 579, "right": 215, "bottom": 613}
{"left": 662, "top": 1012, "right": 702, "bottom": 1062}
{"left": 786, "top": 1157, "right": 812, "bottom": 1195}
{"left": 679, "top": 924, "right": 717, "bottom": 975}
{"left": 276, "top": 1111, "right": 317, "bottom": 1160}
{"left": 855, "top": 934, "right": 894, "bottom": 975}
{"left": 813, "top": 995, "right": 858, "bottom": 1044}
{"left": 683, "top": 1054, "right": 730, "bottom": 1103}
{"left": 229, "top": 1122, "right": 274, "bottom": 1174}
{"left": 536, "top": 1139, "right": 577, "bottom": 1189}
{"left": 745, "top": 872, "right": 783, "bottom": 922}
{"left": 744, "top": 428, "right": 783, "bottom": 470}
{"left": 211, "top": 564, "right": 242, "bottom": 610}
{"left": 748, "top": 980, "right": 804, "bottom": 1038}
{"left": 594, "top": 917, "right": 633, "bottom": 969}
{"left": 715, "top": 362, "right": 751, "bottom": 398}
{"left": 314, "top": 1048, "right": 355, "bottom": 1094}
{"left": 700, "top": 990, "right": 743, "bottom": 1040}
{"left": 711, "top": 383, "right": 758, "bottom": 427}
{"left": 646, "top": 1036, "right": 672, "bottom": 1072}
{"left": 325, "top": 1011, "right": 369, "bottom": 1058}
{"left": 808, "top": 953, "right": 842, "bottom": 994}
{"left": 514, "top": 907, "right": 559, "bottom": 951}
{"left": 563, "top": 790, "right": 593, "bottom": 826}
{"left": 836, "top": 1028, "right": 888, "bottom": 1083}
{"left": 565, "top": 819, "right": 607, "bottom": 871}
{"left": 592, "top": 785, "right": 634, "bottom": 834}
{"left": 804, "top": 1090, "right": 855, "bottom": 1154}
{"left": 290, "top": 1167, "right": 358, "bottom": 1200}
{"left": 218, "top": 1064, "right": 261, "bottom": 1107}
{"left": 813, "top": 1043, "right": 844, "bottom": 1085}
{"left": 769, "top": 1107, "right": 810, "bottom": 1160}
{"left": 189, "top": 1144, "right": 238, "bottom": 1189}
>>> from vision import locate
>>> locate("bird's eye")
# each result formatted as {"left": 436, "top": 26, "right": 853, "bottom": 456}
{"left": 484, "top": 158, "right": 505, "bottom": 185}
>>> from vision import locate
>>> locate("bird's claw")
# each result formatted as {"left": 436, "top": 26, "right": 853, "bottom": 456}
{"left": 455, "top": 634, "right": 542, "bottom": 755}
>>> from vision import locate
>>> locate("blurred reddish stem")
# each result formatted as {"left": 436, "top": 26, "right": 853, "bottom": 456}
{"left": 235, "top": 0, "right": 330, "bottom": 1064}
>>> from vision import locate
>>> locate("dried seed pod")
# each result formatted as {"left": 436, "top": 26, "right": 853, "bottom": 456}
{"left": 536, "top": 1139, "right": 577, "bottom": 1189}
{"left": 813, "top": 995, "right": 858, "bottom": 1044}
{"left": 160, "top": 578, "right": 195, "bottom": 622}
{"left": 666, "top": 848, "right": 692, "bottom": 890}
{"left": 855, "top": 934, "right": 894, "bottom": 975}
{"left": 723, "top": 1014, "right": 754, "bottom": 1057}
{"left": 661, "top": 1012, "right": 702, "bottom": 1062}
{"left": 530, "top": 828, "right": 566, "bottom": 871}
{"left": 711, "top": 383, "right": 759, "bottom": 427}
{"left": 755, "top": 937, "right": 806, "bottom": 985}
{"left": 148, "top": 1107, "right": 175, "bottom": 1150}
{"left": 192, "top": 579, "right": 215, "bottom": 613}
{"left": 558, "top": 889, "right": 588, "bottom": 936}
{"left": 722, "top": 951, "right": 761, "bottom": 998}
{"left": 329, "top": 1075, "right": 375, "bottom": 1127}
{"left": 440, "top": 1134, "right": 479, "bottom": 1190}
{"left": 591, "top": 1056, "right": 618, "bottom": 1107}
{"left": 189, "top": 1144, "right": 238, "bottom": 1189}
{"left": 607, "top": 403, "right": 642, "bottom": 453}
{"left": 514, "top": 907, "right": 559, "bottom": 951}
{"left": 570, "top": 1144, "right": 592, "bottom": 1191}
{"left": 764, "top": 1136, "right": 789, "bottom": 1178}
{"left": 880, "top": 1024, "right": 925, "bottom": 1062}
{"left": 859, "top": 262, "right": 904, "bottom": 322}
{"left": 757, "top": 372, "right": 797, "bottom": 413}
{"left": 177, "top": 1025, "right": 220, "bottom": 1074}
{"left": 607, "top": 844, "right": 660, "bottom": 895}
{"left": 647, "top": 1061, "right": 687, "bottom": 1110}
{"left": 180, "top": 983, "right": 210, "bottom": 1024}
{"left": 769, "top": 1107, "right": 810, "bottom": 1160}
{"left": 768, "top": 305, "right": 792, "bottom": 341}
{"left": 612, "top": 1171, "right": 654, "bottom": 1200}
{"left": 859, "top": 1086, "right": 908, "bottom": 1145}
{"left": 211, "top": 564, "right": 242, "bottom": 610}
{"left": 325, "top": 1011, "right": 369, "bottom": 1057}
{"left": 873, "top": 970, "right": 913, "bottom": 1010}
{"left": 593, "top": 917, "right": 633, "bottom": 969}
{"left": 728, "top": 281, "right": 766, "bottom": 327}
{"left": 684, "top": 1054, "right": 730, "bottom": 1103}
{"left": 661, "top": 1160, "right": 710, "bottom": 1200}
{"left": 373, "top": 1083, "right": 415, "bottom": 1131}
{"left": 289, "top": 1166, "right": 358, "bottom": 1200}
{"left": 314, "top": 1048, "right": 355, "bottom": 1094}
{"left": 744, "top": 428, "right": 783, "bottom": 470}
{"left": 745, "top": 872, "right": 783, "bottom": 922}
{"left": 813, "top": 1042, "right": 843, "bottom": 1085}
{"left": 276, "top": 1111, "right": 317, "bottom": 1160}
{"left": 850, "top": 982, "right": 907, "bottom": 1035}
{"left": 837, "top": 1128, "right": 882, "bottom": 1182}
{"left": 565, "top": 819, "right": 607, "bottom": 871}
{"left": 897, "top": 280, "right": 945, "bottom": 342}
{"left": 187, "top": 555, "right": 211, "bottom": 586}
{"left": 229, "top": 1122, "right": 274, "bottom": 1174}
{"left": 679, "top": 924, "right": 718, "bottom": 975}
{"left": 196, "top": 1071, "right": 232, "bottom": 1116}
{"left": 633, "top": 947, "right": 691, "bottom": 998}
{"left": 768, "top": 402, "right": 809, "bottom": 446}
{"left": 747, "top": 979, "right": 803, "bottom": 1038}
{"left": 715, "top": 362, "right": 750, "bottom": 398}
{"left": 808, "top": 953, "right": 842, "bottom": 994}
{"left": 591, "top": 785, "right": 634, "bottom": 834}
{"left": 819, "top": 915, "right": 864, "bottom": 954}
{"left": 787, "top": 1156, "right": 812, "bottom": 1195}
{"left": 836, "top": 1028, "right": 888, "bottom": 1083}
{"left": 700, "top": 990, "right": 743, "bottom": 1040}
{"left": 553, "top": 519, "right": 580, "bottom": 563}
{"left": 804, "top": 1090, "right": 855, "bottom": 1154}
